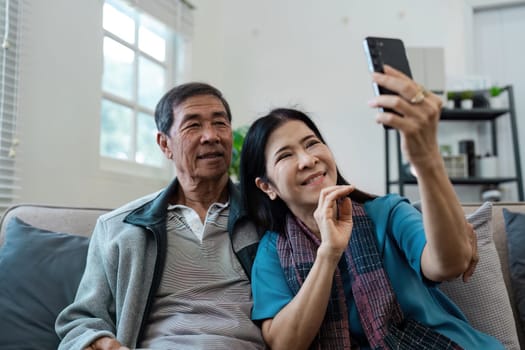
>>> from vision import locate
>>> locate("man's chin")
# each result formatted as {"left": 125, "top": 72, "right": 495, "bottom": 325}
{"left": 197, "top": 168, "right": 230, "bottom": 181}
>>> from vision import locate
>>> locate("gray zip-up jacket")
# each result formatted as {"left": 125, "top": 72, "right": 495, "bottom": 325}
{"left": 55, "top": 178, "right": 260, "bottom": 349}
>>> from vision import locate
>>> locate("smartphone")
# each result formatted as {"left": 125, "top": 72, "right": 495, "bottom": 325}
{"left": 363, "top": 37, "right": 412, "bottom": 127}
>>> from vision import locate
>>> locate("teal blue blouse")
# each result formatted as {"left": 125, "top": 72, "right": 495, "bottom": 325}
{"left": 251, "top": 194, "right": 503, "bottom": 349}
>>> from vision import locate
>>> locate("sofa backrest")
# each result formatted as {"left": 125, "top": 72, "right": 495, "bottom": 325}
{"left": 462, "top": 202, "right": 524, "bottom": 302}
{"left": 462, "top": 201, "right": 525, "bottom": 346}
{"left": 1, "top": 201, "right": 523, "bottom": 346}
{"left": 0, "top": 204, "right": 111, "bottom": 247}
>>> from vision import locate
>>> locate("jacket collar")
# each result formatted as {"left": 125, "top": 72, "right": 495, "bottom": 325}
{"left": 125, "top": 177, "right": 244, "bottom": 232}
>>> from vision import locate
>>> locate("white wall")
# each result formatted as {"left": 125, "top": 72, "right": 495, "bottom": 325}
{"left": 472, "top": 4, "right": 525, "bottom": 202}
{"left": 191, "top": 0, "right": 471, "bottom": 197}
{"left": 16, "top": 0, "right": 166, "bottom": 208}
{"left": 16, "top": 0, "right": 515, "bottom": 208}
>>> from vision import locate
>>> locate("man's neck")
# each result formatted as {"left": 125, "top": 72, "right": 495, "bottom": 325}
{"left": 172, "top": 175, "right": 230, "bottom": 221}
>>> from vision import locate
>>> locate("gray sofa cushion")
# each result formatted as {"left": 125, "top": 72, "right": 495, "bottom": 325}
{"left": 0, "top": 217, "right": 89, "bottom": 350}
{"left": 439, "top": 202, "right": 520, "bottom": 349}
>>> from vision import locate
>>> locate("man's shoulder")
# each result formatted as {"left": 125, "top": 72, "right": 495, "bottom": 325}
{"left": 99, "top": 189, "right": 163, "bottom": 223}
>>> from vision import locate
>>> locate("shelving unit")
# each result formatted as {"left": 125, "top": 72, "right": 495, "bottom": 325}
{"left": 385, "top": 85, "right": 524, "bottom": 201}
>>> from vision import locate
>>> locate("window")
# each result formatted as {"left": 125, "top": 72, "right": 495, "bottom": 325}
{"left": 101, "top": 0, "right": 191, "bottom": 173}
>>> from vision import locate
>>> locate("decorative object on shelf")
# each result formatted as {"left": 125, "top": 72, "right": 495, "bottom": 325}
{"left": 472, "top": 93, "right": 490, "bottom": 108}
{"left": 444, "top": 99, "right": 455, "bottom": 109}
{"left": 481, "top": 184, "right": 502, "bottom": 202}
{"left": 490, "top": 86, "right": 504, "bottom": 98}
{"left": 446, "top": 90, "right": 481, "bottom": 109}
{"left": 460, "top": 99, "right": 473, "bottom": 109}
{"left": 459, "top": 139, "right": 476, "bottom": 177}
{"left": 446, "top": 91, "right": 461, "bottom": 109}
{"left": 384, "top": 85, "right": 523, "bottom": 201}
{"left": 440, "top": 144, "right": 452, "bottom": 156}
{"left": 443, "top": 155, "right": 468, "bottom": 178}
{"left": 460, "top": 90, "right": 474, "bottom": 109}
{"left": 477, "top": 153, "right": 499, "bottom": 178}
{"left": 489, "top": 86, "right": 506, "bottom": 109}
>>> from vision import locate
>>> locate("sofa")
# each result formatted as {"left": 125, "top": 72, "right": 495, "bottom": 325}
{"left": 0, "top": 204, "right": 111, "bottom": 350}
{"left": 0, "top": 202, "right": 524, "bottom": 349}
{"left": 454, "top": 202, "right": 525, "bottom": 349}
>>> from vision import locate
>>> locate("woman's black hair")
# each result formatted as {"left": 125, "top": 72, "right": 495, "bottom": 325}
{"left": 240, "top": 108, "right": 375, "bottom": 234}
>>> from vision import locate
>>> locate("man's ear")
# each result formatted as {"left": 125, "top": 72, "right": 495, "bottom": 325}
{"left": 157, "top": 132, "right": 172, "bottom": 159}
{"left": 255, "top": 177, "right": 277, "bottom": 200}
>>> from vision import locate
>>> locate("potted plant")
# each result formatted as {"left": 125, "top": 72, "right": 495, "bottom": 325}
{"left": 446, "top": 91, "right": 466, "bottom": 109}
{"left": 446, "top": 91, "right": 458, "bottom": 109}
{"left": 489, "top": 86, "right": 505, "bottom": 108}
{"left": 489, "top": 86, "right": 504, "bottom": 98}
{"left": 460, "top": 90, "right": 474, "bottom": 109}
{"left": 228, "top": 125, "right": 249, "bottom": 182}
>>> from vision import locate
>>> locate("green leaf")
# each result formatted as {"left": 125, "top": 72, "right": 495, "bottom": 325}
{"left": 489, "top": 86, "right": 503, "bottom": 97}
{"left": 228, "top": 125, "right": 249, "bottom": 179}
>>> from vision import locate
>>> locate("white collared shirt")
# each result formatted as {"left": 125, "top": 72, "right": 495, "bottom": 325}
{"left": 167, "top": 201, "right": 229, "bottom": 242}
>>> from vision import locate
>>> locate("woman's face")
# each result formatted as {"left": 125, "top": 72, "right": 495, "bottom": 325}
{"left": 256, "top": 120, "right": 338, "bottom": 216}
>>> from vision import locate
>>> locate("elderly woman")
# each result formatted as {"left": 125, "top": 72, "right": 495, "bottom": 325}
{"left": 239, "top": 66, "right": 503, "bottom": 349}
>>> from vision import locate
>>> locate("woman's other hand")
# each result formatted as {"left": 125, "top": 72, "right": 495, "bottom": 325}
{"left": 462, "top": 222, "right": 479, "bottom": 282}
{"left": 314, "top": 185, "right": 354, "bottom": 260}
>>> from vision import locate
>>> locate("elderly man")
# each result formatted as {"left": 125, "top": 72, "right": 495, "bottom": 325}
{"left": 56, "top": 83, "right": 265, "bottom": 350}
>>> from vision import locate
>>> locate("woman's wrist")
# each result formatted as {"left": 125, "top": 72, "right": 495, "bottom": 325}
{"left": 410, "top": 150, "right": 447, "bottom": 177}
{"left": 316, "top": 244, "right": 344, "bottom": 265}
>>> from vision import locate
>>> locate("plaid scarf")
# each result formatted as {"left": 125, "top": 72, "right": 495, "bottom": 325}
{"left": 277, "top": 202, "right": 463, "bottom": 350}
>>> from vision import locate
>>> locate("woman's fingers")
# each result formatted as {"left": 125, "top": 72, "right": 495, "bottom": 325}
{"left": 368, "top": 64, "right": 444, "bottom": 167}
{"left": 462, "top": 223, "right": 479, "bottom": 283}
{"left": 315, "top": 186, "right": 354, "bottom": 254}
{"left": 314, "top": 185, "right": 354, "bottom": 226}
{"left": 316, "top": 185, "right": 354, "bottom": 216}
{"left": 373, "top": 65, "right": 417, "bottom": 100}
{"left": 383, "top": 64, "right": 410, "bottom": 79}
{"left": 369, "top": 64, "right": 442, "bottom": 133}
{"left": 372, "top": 65, "right": 442, "bottom": 107}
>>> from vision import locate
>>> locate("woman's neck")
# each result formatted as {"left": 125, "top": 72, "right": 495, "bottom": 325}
{"left": 293, "top": 210, "right": 320, "bottom": 238}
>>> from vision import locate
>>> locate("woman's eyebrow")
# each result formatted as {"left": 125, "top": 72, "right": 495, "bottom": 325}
{"left": 273, "top": 134, "right": 317, "bottom": 155}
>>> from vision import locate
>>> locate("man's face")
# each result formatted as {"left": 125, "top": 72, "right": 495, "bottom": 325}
{"left": 160, "top": 94, "right": 232, "bottom": 183}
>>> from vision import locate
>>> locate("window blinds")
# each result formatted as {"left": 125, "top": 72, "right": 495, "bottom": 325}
{"left": 124, "top": 0, "right": 194, "bottom": 38}
{"left": 0, "top": 0, "right": 22, "bottom": 213}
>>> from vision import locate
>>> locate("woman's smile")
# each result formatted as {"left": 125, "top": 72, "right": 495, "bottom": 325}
{"left": 301, "top": 172, "right": 327, "bottom": 186}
